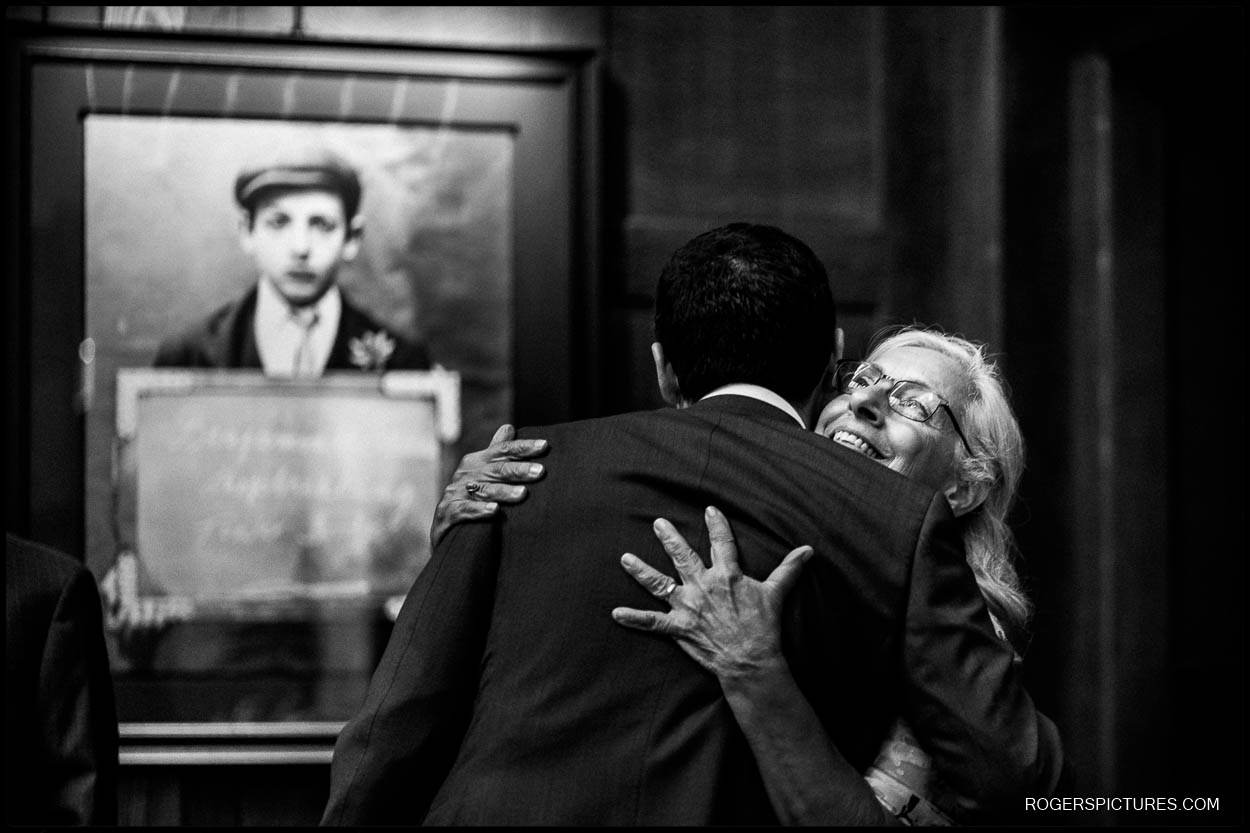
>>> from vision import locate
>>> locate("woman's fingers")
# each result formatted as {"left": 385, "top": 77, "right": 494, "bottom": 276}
{"left": 454, "top": 459, "right": 544, "bottom": 489}
{"left": 765, "top": 545, "right": 813, "bottom": 598}
{"left": 703, "top": 506, "right": 741, "bottom": 575}
{"left": 652, "top": 518, "right": 706, "bottom": 580}
{"left": 490, "top": 460, "right": 546, "bottom": 482}
{"left": 488, "top": 423, "right": 515, "bottom": 446}
{"left": 430, "top": 496, "right": 500, "bottom": 546}
{"left": 455, "top": 450, "right": 542, "bottom": 477}
{"left": 615, "top": 555, "right": 685, "bottom": 635}
{"left": 451, "top": 498, "right": 501, "bottom": 518}
{"left": 488, "top": 438, "right": 549, "bottom": 462}
{"left": 620, "top": 553, "right": 680, "bottom": 601}
{"left": 462, "top": 480, "right": 529, "bottom": 504}
{"left": 450, "top": 429, "right": 547, "bottom": 486}
{"left": 452, "top": 457, "right": 545, "bottom": 510}
{"left": 434, "top": 428, "right": 546, "bottom": 545}
{"left": 485, "top": 423, "right": 550, "bottom": 459}
{"left": 610, "top": 606, "right": 674, "bottom": 634}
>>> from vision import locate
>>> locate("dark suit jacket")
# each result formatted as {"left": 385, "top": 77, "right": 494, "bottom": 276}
{"left": 152, "top": 284, "right": 431, "bottom": 371}
{"left": 5, "top": 533, "right": 119, "bottom": 826}
{"left": 322, "top": 396, "right": 1059, "bottom": 825}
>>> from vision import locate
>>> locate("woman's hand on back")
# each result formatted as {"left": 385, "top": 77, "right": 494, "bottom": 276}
{"left": 611, "top": 505, "right": 812, "bottom": 683}
{"left": 430, "top": 424, "right": 549, "bottom": 546}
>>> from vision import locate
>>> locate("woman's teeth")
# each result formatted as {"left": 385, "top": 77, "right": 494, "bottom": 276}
{"left": 832, "top": 430, "right": 883, "bottom": 460}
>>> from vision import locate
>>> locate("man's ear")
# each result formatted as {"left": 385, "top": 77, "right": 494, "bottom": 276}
{"left": 651, "top": 342, "right": 683, "bottom": 407}
{"left": 833, "top": 326, "right": 845, "bottom": 363}
{"left": 944, "top": 477, "right": 990, "bottom": 518}
{"left": 342, "top": 215, "right": 365, "bottom": 262}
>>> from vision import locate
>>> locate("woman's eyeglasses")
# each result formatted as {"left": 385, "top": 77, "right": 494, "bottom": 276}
{"left": 830, "top": 360, "right": 974, "bottom": 456}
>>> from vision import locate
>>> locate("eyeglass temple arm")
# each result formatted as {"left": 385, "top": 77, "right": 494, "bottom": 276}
{"left": 942, "top": 403, "right": 974, "bottom": 456}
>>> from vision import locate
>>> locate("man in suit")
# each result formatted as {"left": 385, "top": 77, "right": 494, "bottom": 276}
{"left": 6, "top": 533, "right": 119, "bottom": 826}
{"left": 153, "top": 145, "right": 429, "bottom": 375}
{"left": 321, "top": 223, "right": 1057, "bottom": 825}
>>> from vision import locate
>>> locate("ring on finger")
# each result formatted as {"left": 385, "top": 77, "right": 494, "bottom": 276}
{"left": 465, "top": 481, "right": 485, "bottom": 499}
{"left": 657, "top": 578, "right": 678, "bottom": 600}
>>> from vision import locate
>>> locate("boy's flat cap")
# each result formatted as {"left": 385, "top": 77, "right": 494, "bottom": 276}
{"left": 234, "top": 146, "right": 362, "bottom": 216}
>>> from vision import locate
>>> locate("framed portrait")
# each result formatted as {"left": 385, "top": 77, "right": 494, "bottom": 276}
{"left": 81, "top": 108, "right": 510, "bottom": 584}
{"left": 10, "top": 34, "right": 601, "bottom": 745}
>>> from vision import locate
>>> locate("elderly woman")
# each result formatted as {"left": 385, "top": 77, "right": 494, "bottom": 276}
{"left": 433, "top": 325, "right": 1050, "bottom": 825}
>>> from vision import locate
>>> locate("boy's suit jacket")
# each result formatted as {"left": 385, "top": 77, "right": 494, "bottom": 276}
{"left": 152, "top": 285, "right": 430, "bottom": 371}
{"left": 6, "top": 533, "right": 119, "bottom": 826}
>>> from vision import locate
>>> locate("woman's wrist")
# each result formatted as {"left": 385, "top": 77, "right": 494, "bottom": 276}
{"left": 717, "top": 652, "right": 792, "bottom": 703}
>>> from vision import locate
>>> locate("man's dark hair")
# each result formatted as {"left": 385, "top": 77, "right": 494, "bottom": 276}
{"left": 654, "top": 222, "right": 837, "bottom": 403}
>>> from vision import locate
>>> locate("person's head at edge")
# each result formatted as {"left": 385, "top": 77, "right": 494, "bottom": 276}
{"left": 652, "top": 222, "right": 841, "bottom": 415}
{"left": 233, "top": 148, "right": 364, "bottom": 309}
{"left": 816, "top": 325, "right": 1032, "bottom": 641}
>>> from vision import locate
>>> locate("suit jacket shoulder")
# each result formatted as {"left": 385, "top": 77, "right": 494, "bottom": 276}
{"left": 152, "top": 286, "right": 260, "bottom": 369}
{"left": 5, "top": 534, "right": 119, "bottom": 826}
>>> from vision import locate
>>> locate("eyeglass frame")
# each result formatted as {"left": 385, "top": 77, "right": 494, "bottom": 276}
{"left": 828, "top": 360, "right": 975, "bottom": 456}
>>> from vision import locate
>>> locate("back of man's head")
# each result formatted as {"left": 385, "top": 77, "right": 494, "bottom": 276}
{"left": 654, "top": 222, "right": 837, "bottom": 403}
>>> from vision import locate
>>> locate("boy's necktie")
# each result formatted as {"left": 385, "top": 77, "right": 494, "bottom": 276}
{"left": 291, "top": 308, "right": 321, "bottom": 378}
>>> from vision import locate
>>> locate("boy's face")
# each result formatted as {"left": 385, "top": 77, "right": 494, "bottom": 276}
{"left": 239, "top": 188, "right": 362, "bottom": 307}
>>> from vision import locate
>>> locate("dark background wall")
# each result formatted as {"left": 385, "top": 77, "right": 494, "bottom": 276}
{"left": 5, "top": 5, "right": 1244, "bottom": 826}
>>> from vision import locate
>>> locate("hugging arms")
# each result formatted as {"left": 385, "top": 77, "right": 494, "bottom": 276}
{"left": 429, "top": 326, "right": 1061, "bottom": 825}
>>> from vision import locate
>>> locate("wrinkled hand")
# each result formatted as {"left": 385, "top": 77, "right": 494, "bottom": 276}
{"left": 611, "top": 506, "right": 812, "bottom": 682}
{"left": 430, "top": 424, "right": 549, "bottom": 546}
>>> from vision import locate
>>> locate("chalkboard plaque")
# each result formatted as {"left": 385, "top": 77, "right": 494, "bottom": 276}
{"left": 111, "top": 368, "right": 458, "bottom": 620}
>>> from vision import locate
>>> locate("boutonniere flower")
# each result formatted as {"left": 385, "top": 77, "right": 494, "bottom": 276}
{"left": 349, "top": 330, "right": 397, "bottom": 371}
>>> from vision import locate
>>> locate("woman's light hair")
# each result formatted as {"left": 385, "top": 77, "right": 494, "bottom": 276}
{"left": 866, "top": 325, "right": 1032, "bottom": 640}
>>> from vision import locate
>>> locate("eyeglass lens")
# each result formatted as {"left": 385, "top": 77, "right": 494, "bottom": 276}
{"left": 838, "top": 362, "right": 941, "bottom": 423}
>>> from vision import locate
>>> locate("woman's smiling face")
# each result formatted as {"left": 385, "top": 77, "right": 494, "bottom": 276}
{"left": 814, "top": 345, "right": 966, "bottom": 492}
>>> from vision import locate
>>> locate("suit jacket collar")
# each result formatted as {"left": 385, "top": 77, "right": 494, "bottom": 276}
{"left": 218, "top": 285, "right": 263, "bottom": 369}
{"left": 217, "top": 284, "right": 375, "bottom": 370}
{"left": 687, "top": 392, "right": 812, "bottom": 431}
{"left": 327, "top": 296, "right": 382, "bottom": 369}
{"left": 222, "top": 283, "right": 385, "bottom": 371}
{"left": 699, "top": 383, "right": 806, "bottom": 428}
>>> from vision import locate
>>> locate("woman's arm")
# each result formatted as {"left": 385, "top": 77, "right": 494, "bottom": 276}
{"left": 721, "top": 661, "right": 898, "bottom": 826}
{"left": 430, "top": 424, "right": 549, "bottom": 546}
{"left": 611, "top": 507, "right": 896, "bottom": 826}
